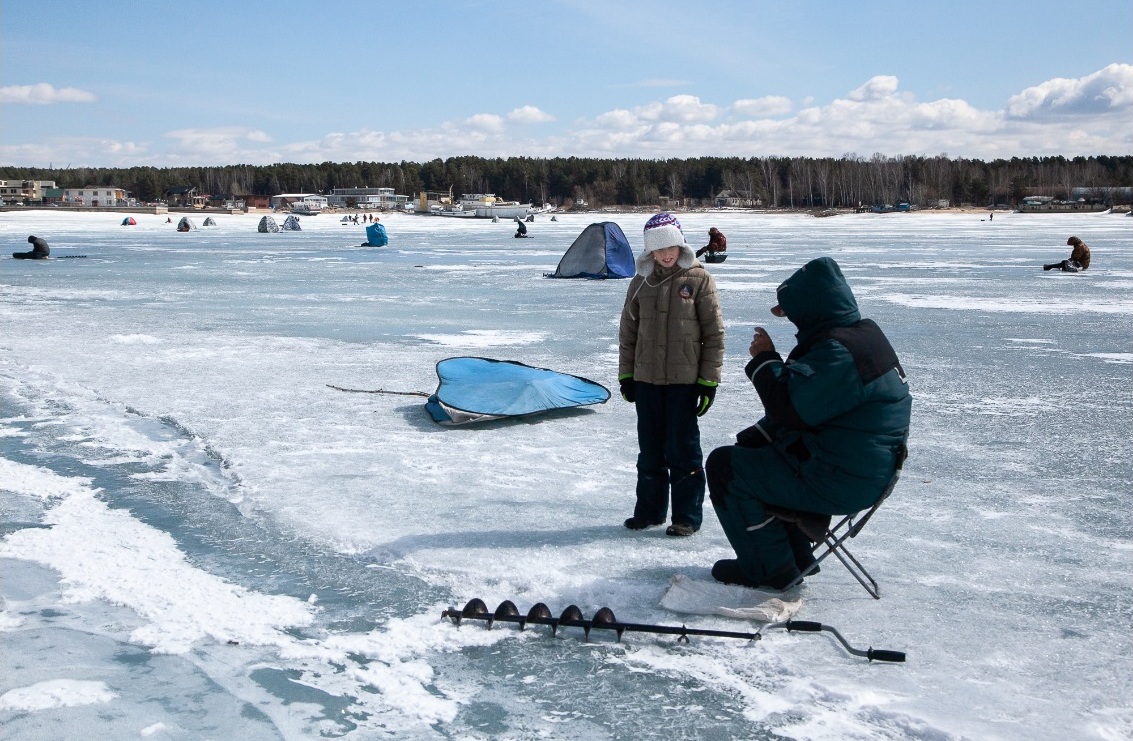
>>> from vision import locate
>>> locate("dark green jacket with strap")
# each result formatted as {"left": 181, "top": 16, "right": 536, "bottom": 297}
{"left": 744, "top": 257, "right": 911, "bottom": 495}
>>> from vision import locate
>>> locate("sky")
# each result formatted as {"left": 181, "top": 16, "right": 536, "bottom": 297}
{"left": 1, "top": 0, "right": 1131, "bottom": 168}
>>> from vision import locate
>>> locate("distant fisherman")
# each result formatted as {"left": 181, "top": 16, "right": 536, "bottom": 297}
{"left": 1044, "top": 236, "right": 1091, "bottom": 272}
{"left": 13, "top": 235, "right": 50, "bottom": 260}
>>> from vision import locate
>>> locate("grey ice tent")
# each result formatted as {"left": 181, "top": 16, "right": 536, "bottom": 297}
{"left": 258, "top": 216, "right": 280, "bottom": 233}
{"left": 176, "top": 217, "right": 196, "bottom": 232}
{"left": 425, "top": 357, "right": 610, "bottom": 426}
{"left": 282, "top": 215, "right": 302, "bottom": 231}
{"left": 545, "top": 222, "right": 634, "bottom": 279}
{"left": 202, "top": 217, "right": 217, "bottom": 226}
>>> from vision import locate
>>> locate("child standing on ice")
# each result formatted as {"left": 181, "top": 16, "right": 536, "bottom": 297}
{"left": 618, "top": 213, "right": 724, "bottom": 536}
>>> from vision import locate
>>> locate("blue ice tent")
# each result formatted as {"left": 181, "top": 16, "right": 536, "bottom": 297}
{"left": 425, "top": 357, "right": 610, "bottom": 425}
{"left": 365, "top": 222, "right": 388, "bottom": 246}
{"left": 545, "top": 222, "right": 634, "bottom": 279}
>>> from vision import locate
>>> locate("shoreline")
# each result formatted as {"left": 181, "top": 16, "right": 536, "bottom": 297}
{"left": 2, "top": 205, "right": 1128, "bottom": 219}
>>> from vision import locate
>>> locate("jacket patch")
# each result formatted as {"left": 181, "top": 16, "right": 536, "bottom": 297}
{"left": 679, "top": 284, "right": 694, "bottom": 299}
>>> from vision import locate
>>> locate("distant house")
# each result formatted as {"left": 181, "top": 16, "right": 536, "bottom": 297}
{"left": 270, "top": 193, "right": 328, "bottom": 211}
{"left": 207, "top": 193, "right": 246, "bottom": 210}
{"left": 714, "top": 189, "right": 762, "bottom": 208}
{"left": 165, "top": 186, "right": 199, "bottom": 207}
{"left": 326, "top": 187, "right": 409, "bottom": 210}
{"left": 62, "top": 186, "right": 132, "bottom": 207}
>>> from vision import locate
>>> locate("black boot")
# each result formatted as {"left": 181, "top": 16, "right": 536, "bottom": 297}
{"left": 785, "top": 523, "right": 820, "bottom": 575}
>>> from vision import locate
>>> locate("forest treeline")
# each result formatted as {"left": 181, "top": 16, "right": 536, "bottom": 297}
{"left": 2, "top": 154, "right": 1131, "bottom": 209}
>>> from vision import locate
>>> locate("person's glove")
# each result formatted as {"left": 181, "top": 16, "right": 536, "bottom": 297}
{"left": 695, "top": 378, "right": 717, "bottom": 417}
{"left": 619, "top": 374, "right": 636, "bottom": 403}
{"left": 736, "top": 424, "right": 770, "bottom": 448}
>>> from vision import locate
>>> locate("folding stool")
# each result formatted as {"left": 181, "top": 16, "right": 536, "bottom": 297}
{"left": 764, "top": 445, "right": 907, "bottom": 599}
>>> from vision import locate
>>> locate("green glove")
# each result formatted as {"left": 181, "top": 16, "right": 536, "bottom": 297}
{"left": 695, "top": 378, "right": 717, "bottom": 417}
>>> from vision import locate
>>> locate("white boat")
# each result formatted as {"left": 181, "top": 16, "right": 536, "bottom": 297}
{"left": 457, "top": 194, "right": 533, "bottom": 219}
{"left": 434, "top": 203, "right": 477, "bottom": 218}
{"left": 291, "top": 203, "right": 321, "bottom": 216}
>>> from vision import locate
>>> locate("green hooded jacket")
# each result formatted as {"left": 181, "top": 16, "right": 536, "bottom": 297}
{"left": 744, "top": 257, "right": 911, "bottom": 494}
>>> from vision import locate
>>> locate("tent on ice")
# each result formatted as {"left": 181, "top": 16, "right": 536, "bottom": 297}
{"left": 258, "top": 216, "right": 280, "bottom": 233}
{"left": 282, "top": 215, "right": 302, "bottom": 231}
{"left": 545, "top": 222, "right": 635, "bottom": 279}
{"left": 364, "top": 222, "right": 388, "bottom": 246}
{"left": 425, "top": 357, "right": 610, "bottom": 426}
{"left": 203, "top": 217, "right": 217, "bottom": 226}
{"left": 176, "top": 217, "right": 196, "bottom": 232}
{"left": 121, "top": 217, "right": 136, "bottom": 226}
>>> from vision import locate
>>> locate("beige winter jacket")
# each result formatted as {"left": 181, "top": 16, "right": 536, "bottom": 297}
{"left": 618, "top": 262, "right": 724, "bottom": 385}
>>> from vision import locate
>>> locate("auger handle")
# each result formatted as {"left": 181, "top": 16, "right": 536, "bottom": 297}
{"left": 785, "top": 620, "right": 822, "bottom": 632}
{"left": 867, "top": 649, "right": 906, "bottom": 663}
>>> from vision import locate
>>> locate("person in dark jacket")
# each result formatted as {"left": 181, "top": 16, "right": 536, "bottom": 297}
{"left": 695, "top": 227, "right": 726, "bottom": 258}
{"left": 706, "top": 257, "right": 911, "bottom": 589}
{"left": 1044, "top": 236, "right": 1091, "bottom": 272}
{"left": 14, "top": 235, "right": 50, "bottom": 259}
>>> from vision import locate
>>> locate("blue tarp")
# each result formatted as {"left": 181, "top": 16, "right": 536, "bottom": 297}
{"left": 545, "top": 222, "right": 635, "bottom": 279}
{"left": 425, "top": 357, "right": 610, "bottom": 425}
{"left": 365, "top": 222, "right": 388, "bottom": 246}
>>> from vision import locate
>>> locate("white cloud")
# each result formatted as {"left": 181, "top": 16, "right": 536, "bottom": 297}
{"left": 732, "top": 96, "right": 793, "bottom": 118}
{"left": 1006, "top": 63, "right": 1133, "bottom": 118}
{"left": 4, "top": 66, "right": 1130, "bottom": 166}
{"left": 848, "top": 75, "right": 900, "bottom": 102}
{"left": 165, "top": 127, "right": 273, "bottom": 156}
{"left": 0, "top": 136, "right": 148, "bottom": 167}
{"left": 0, "top": 82, "right": 96, "bottom": 104}
{"left": 507, "top": 105, "right": 555, "bottom": 124}
{"left": 463, "top": 113, "right": 505, "bottom": 132}
{"left": 593, "top": 109, "right": 639, "bottom": 130}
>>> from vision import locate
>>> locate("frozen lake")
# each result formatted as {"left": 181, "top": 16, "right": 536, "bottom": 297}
{"left": 2, "top": 208, "right": 1131, "bottom": 740}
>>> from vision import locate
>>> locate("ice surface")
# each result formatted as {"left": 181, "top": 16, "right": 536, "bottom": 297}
{"left": 2, "top": 209, "right": 1131, "bottom": 739}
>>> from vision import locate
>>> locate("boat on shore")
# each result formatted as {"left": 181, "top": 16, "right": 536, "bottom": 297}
{"left": 431, "top": 193, "right": 532, "bottom": 219}
{"left": 291, "top": 203, "right": 322, "bottom": 216}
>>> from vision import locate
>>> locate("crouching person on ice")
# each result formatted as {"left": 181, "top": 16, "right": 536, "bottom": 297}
{"left": 707, "top": 257, "right": 911, "bottom": 589}
{"left": 619, "top": 213, "right": 724, "bottom": 537}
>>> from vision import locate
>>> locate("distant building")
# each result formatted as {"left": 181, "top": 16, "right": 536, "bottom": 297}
{"left": 62, "top": 186, "right": 133, "bottom": 207}
{"left": 270, "top": 193, "right": 329, "bottom": 210}
{"left": 164, "top": 186, "right": 202, "bottom": 207}
{"left": 326, "top": 187, "right": 409, "bottom": 210}
{"left": 207, "top": 193, "right": 246, "bottom": 210}
{"left": 714, "top": 189, "right": 762, "bottom": 208}
{"left": 1070, "top": 186, "right": 1133, "bottom": 205}
{"left": 0, "top": 179, "right": 57, "bottom": 204}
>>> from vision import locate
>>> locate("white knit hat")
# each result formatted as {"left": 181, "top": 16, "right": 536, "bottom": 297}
{"left": 637, "top": 212, "right": 696, "bottom": 276}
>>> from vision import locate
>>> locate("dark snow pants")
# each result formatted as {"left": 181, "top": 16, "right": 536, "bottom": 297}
{"left": 633, "top": 382, "right": 705, "bottom": 528}
{"left": 707, "top": 444, "right": 884, "bottom": 587}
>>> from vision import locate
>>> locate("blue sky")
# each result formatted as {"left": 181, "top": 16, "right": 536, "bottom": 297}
{"left": 2, "top": 0, "right": 1130, "bottom": 167}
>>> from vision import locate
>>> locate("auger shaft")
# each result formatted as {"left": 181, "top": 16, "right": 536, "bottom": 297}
{"left": 441, "top": 598, "right": 905, "bottom": 662}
